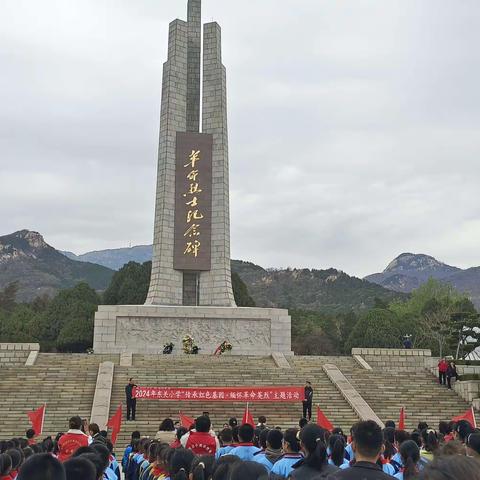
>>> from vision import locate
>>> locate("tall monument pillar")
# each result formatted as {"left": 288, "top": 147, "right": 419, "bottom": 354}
{"left": 146, "top": 0, "right": 235, "bottom": 307}
{"left": 93, "top": 0, "right": 291, "bottom": 356}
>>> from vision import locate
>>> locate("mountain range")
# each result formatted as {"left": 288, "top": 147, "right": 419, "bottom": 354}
{"left": 1, "top": 230, "right": 402, "bottom": 311}
{"left": 0, "top": 230, "right": 114, "bottom": 301}
{"left": 2, "top": 230, "right": 479, "bottom": 310}
{"left": 365, "top": 253, "right": 480, "bottom": 307}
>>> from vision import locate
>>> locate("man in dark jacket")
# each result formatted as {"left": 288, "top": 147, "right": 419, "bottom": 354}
{"left": 327, "top": 421, "right": 392, "bottom": 479}
{"left": 125, "top": 378, "right": 137, "bottom": 421}
{"left": 302, "top": 381, "right": 313, "bottom": 420}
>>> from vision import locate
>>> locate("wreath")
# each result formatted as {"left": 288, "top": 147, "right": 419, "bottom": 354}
{"left": 214, "top": 340, "right": 233, "bottom": 356}
{"left": 182, "top": 335, "right": 200, "bottom": 355}
{"left": 163, "top": 342, "right": 174, "bottom": 355}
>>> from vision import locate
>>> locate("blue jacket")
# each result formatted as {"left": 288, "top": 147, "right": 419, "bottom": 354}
{"left": 215, "top": 445, "right": 234, "bottom": 459}
{"left": 270, "top": 454, "right": 304, "bottom": 479}
{"left": 122, "top": 446, "right": 133, "bottom": 470}
{"left": 229, "top": 444, "right": 261, "bottom": 461}
{"left": 252, "top": 452, "right": 274, "bottom": 473}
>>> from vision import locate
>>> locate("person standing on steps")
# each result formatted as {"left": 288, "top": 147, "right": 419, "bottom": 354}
{"left": 125, "top": 377, "right": 137, "bottom": 421}
{"left": 437, "top": 358, "right": 448, "bottom": 386}
{"left": 302, "top": 381, "right": 313, "bottom": 421}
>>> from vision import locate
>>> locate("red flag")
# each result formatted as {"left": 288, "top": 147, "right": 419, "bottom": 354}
{"left": 398, "top": 407, "right": 406, "bottom": 430}
{"left": 242, "top": 403, "right": 255, "bottom": 426}
{"left": 107, "top": 404, "right": 123, "bottom": 444}
{"left": 27, "top": 404, "right": 46, "bottom": 437}
{"left": 316, "top": 406, "right": 333, "bottom": 432}
{"left": 452, "top": 406, "right": 477, "bottom": 428}
{"left": 179, "top": 412, "right": 195, "bottom": 429}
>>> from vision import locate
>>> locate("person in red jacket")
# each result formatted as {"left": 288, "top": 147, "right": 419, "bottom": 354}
{"left": 57, "top": 416, "right": 89, "bottom": 462}
{"left": 180, "top": 416, "right": 219, "bottom": 455}
{"left": 438, "top": 358, "right": 448, "bottom": 386}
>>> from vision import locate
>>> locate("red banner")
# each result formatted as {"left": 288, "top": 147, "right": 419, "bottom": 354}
{"left": 133, "top": 386, "right": 304, "bottom": 402}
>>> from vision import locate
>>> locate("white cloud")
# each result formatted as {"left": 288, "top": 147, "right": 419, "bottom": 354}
{"left": 1, "top": 0, "right": 479, "bottom": 277}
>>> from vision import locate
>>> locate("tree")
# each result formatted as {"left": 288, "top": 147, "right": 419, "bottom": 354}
{"left": 389, "top": 279, "right": 477, "bottom": 356}
{"left": 0, "top": 304, "right": 39, "bottom": 343}
{"left": 345, "top": 308, "right": 404, "bottom": 351}
{"left": 449, "top": 312, "right": 480, "bottom": 359}
{"left": 34, "top": 283, "right": 99, "bottom": 350}
{"left": 103, "top": 261, "right": 152, "bottom": 305}
{"left": 232, "top": 273, "right": 255, "bottom": 307}
{"left": 56, "top": 316, "right": 94, "bottom": 352}
{"left": 418, "top": 298, "right": 455, "bottom": 358}
{"left": 0, "top": 282, "right": 19, "bottom": 312}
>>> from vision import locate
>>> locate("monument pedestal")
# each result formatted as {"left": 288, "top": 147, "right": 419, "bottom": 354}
{"left": 93, "top": 305, "right": 292, "bottom": 356}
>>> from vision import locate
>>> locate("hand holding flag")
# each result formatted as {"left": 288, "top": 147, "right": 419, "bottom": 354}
{"left": 107, "top": 404, "right": 123, "bottom": 444}
{"left": 242, "top": 403, "right": 255, "bottom": 426}
{"left": 179, "top": 412, "right": 195, "bottom": 429}
{"left": 27, "top": 404, "right": 46, "bottom": 437}
{"left": 316, "top": 406, "right": 333, "bottom": 432}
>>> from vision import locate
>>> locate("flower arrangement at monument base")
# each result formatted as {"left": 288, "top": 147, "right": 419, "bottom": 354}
{"left": 182, "top": 335, "right": 200, "bottom": 355}
{"left": 163, "top": 342, "right": 174, "bottom": 355}
{"left": 214, "top": 340, "right": 233, "bottom": 356}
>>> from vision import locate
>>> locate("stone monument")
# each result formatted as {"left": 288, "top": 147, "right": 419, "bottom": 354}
{"left": 93, "top": 0, "right": 292, "bottom": 356}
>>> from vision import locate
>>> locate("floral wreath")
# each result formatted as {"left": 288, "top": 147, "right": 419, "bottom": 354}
{"left": 214, "top": 340, "right": 232, "bottom": 356}
{"left": 182, "top": 335, "right": 200, "bottom": 354}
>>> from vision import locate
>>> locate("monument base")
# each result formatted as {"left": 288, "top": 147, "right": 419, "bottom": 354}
{"left": 93, "top": 305, "right": 292, "bottom": 356}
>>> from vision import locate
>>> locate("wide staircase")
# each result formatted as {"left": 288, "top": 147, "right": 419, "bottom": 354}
{"left": 1, "top": 351, "right": 477, "bottom": 446}
{"left": 0, "top": 353, "right": 117, "bottom": 439}
{"left": 344, "top": 366, "right": 477, "bottom": 430}
{"left": 110, "top": 355, "right": 359, "bottom": 446}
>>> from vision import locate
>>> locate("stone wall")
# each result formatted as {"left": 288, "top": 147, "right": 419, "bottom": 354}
{"left": 351, "top": 348, "right": 431, "bottom": 371}
{"left": 94, "top": 305, "right": 292, "bottom": 356}
{"left": 0, "top": 343, "right": 40, "bottom": 367}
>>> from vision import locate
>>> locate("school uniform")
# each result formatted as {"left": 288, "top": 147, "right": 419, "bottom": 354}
{"left": 253, "top": 451, "right": 274, "bottom": 473}
{"left": 344, "top": 444, "right": 355, "bottom": 462}
{"left": 270, "top": 453, "right": 304, "bottom": 479}
{"left": 215, "top": 445, "right": 234, "bottom": 459}
{"left": 109, "top": 455, "right": 120, "bottom": 480}
{"left": 228, "top": 443, "right": 261, "bottom": 461}
{"left": 329, "top": 459, "right": 350, "bottom": 469}
{"left": 122, "top": 445, "right": 133, "bottom": 470}
{"left": 390, "top": 454, "right": 429, "bottom": 474}
{"left": 104, "top": 468, "right": 117, "bottom": 480}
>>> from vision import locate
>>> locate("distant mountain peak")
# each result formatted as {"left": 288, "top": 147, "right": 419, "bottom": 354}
{"left": 0, "top": 229, "right": 52, "bottom": 263}
{"left": 0, "top": 229, "right": 114, "bottom": 301}
{"left": 384, "top": 253, "right": 451, "bottom": 273}
{"left": 365, "top": 253, "right": 478, "bottom": 306}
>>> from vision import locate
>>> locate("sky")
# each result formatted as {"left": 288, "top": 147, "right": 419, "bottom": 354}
{"left": 1, "top": 0, "right": 480, "bottom": 278}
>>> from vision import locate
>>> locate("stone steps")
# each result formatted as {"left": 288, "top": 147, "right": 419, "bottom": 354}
{"left": 344, "top": 369, "right": 478, "bottom": 430}
{"left": 0, "top": 362, "right": 100, "bottom": 439}
{"left": 110, "top": 355, "right": 360, "bottom": 446}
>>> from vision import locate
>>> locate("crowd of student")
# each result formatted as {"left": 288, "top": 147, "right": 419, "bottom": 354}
{"left": 1, "top": 413, "right": 480, "bottom": 480}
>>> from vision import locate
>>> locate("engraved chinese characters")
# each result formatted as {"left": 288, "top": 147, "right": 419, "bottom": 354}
{"left": 133, "top": 386, "right": 304, "bottom": 402}
{"left": 174, "top": 132, "right": 213, "bottom": 270}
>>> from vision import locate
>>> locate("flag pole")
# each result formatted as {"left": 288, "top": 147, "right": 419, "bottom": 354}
{"left": 41, "top": 403, "right": 46, "bottom": 436}
{"left": 472, "top": 405, "right": 477, "bottom": 429}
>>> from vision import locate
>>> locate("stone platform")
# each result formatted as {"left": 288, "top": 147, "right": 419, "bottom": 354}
{"left": 93, "top": 305, "right": 292, "bottom": 356}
